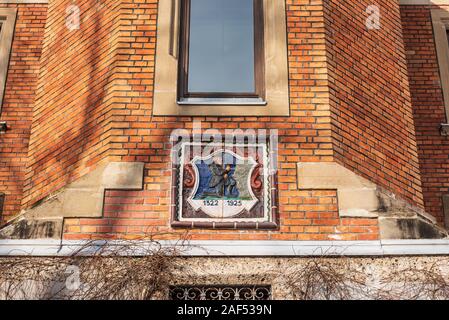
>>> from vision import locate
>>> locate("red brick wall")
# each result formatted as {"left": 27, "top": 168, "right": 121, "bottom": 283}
{"left": 62, "top": 0, "right": 379, "bottom": 241}
{"left": 0, "top": 4, "right": 47, "bottom": 222}
{"left": 64, "top": 189, "right": 379, "bottom": 241}
{"left": 6, "top": 0, "right": 434, "bottom": 240}
{"left": 22, "top": 0, "right": 338, "bottom": 210}
{"left": 4, "top": 0, "right": 436, "bottom": 240}
{"left": 21, "top": 0, "right": 123, "bottom": 208}
{"left": 401, "top": 5, "right": 449, "bottom": 224}
{"left": 325, "top": 0, "right": 424, "bottom": 207}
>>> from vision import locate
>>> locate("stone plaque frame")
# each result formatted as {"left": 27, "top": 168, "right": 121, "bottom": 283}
{"left": 171, "top": 137, "right": 278, "bottom": 230}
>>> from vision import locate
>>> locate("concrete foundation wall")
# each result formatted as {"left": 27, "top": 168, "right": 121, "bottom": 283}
{"left": 1, "top": 256, "right": 449, "bottom": 300}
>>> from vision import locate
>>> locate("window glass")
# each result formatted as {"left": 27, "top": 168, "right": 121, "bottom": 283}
{"left": 187, "top": 0, "right": 255, "bottom": 93}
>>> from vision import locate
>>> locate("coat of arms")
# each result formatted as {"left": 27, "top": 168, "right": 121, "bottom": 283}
{"left": 174, "top": 142, "right": 274, "bottom": 225}
{"left": 187, "top": 150, "right": 259, "bottom": 218}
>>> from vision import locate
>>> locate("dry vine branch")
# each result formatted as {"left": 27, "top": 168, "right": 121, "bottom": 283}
{"left": 283, "top": 257, "right": 369, "bottom": 300}
{"left": 376, "top": 259, "right": 449, "bottom": 300}
{"left": 0, "top": 233, "right": 191, "bottom": 300}
{"left": 3, "top": 239, "right": 449, "bottom": 300}
{"left": 283, "top": 256, "right": 449, "bottom": 300}
{"left": 0, "top": 257, "right": 68, "bottom": 300}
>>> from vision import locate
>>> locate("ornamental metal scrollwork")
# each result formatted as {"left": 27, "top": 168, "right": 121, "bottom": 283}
{"left": 169, "top": 285, "right": 272, "bottom": 301}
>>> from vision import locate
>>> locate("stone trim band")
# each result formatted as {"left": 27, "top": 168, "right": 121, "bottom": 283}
{"left": 2, "top": 239, "right": 449, "bottom": 256}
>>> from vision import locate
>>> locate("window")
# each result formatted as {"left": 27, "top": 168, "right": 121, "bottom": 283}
{"left": 178, "top": 0, "right": 265, "bottom": 104}
{"left": 0, "top": 9, "right": 17, "bottom": 112}
{"left": 153, "top": 0, "right": 289, "bottom": 116}
{"left": 432, "top": 9, "right": 449, "bottom": 134}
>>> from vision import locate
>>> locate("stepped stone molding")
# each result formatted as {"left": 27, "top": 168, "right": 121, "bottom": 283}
{"left": 297, "top": 162, "right": 448, "bottom": 239}
{"left": 297, "top": 162, "right": 379, "bottom": 218}
{"left": 0, "top": 162, "right": 144, "bottom": 239}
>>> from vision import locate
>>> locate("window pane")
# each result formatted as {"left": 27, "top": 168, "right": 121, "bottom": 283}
{"left": 188, "top": 0, "right": 255, "bottom": 93}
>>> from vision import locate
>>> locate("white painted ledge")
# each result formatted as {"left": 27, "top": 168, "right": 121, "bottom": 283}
{"left": 1, "top": 239, "right": 449, "bottom": 257}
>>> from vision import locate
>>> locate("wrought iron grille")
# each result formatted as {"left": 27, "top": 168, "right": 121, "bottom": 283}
{"left": 169, "top": 285, "right": 272, "bottom": 300}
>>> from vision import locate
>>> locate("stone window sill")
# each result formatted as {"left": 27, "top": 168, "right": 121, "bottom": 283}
{"left": 171, "top": 221, "right": 278, "bottom": 230}
{"left": 177, "top": 98, "right": 267, "bottom": 106}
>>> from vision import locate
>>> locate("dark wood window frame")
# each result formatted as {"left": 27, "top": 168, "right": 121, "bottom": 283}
{"left": 446, "top": 28, "right": 449, "bottom": 44}
{"left": 177, "top": 0, "right": 265, "bottom": 104}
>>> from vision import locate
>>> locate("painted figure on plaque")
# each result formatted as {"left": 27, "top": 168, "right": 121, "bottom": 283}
{"left": 199, "top": 162, "right": 238, "bottom": 199}
{"left": 185, "top": 149, "right": 260, "bottom": 218}
{"left": 176, "top": 142, "right": 273, "bottom": 223}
